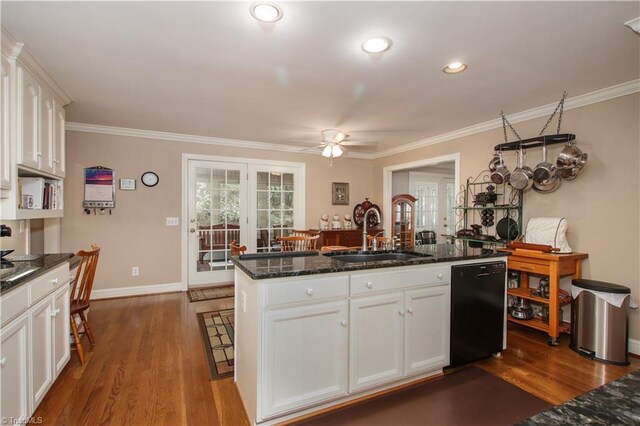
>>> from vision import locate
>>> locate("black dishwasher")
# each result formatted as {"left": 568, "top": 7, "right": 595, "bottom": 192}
{"left": 450, "top": 261, "right": 506, "bottom": 367}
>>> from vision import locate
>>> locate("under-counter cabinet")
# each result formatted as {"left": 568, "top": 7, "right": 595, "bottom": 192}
{"left": 0, "top": 313, "right": 30, "bottom": 421}
{"left": 0, "top": 263, "right": 71, "bottom": 422}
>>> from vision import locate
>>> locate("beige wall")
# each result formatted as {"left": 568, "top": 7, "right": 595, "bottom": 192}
{"left": 374, "top": 93, "right": 640, "bottom": 342}
{"left": 61, "top": 132, "right": 376, "bottom": 291}
{"left": 0, "top": 220, "right": 27, "bottom": 254}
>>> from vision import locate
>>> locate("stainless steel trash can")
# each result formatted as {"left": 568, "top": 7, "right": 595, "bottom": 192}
{"left": 570, "top": 279, "right": 630, "bottom": 365}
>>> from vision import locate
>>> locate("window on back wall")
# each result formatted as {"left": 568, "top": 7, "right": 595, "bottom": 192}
{"left": 256, "top": 171, "right": 296, "bottom": 252}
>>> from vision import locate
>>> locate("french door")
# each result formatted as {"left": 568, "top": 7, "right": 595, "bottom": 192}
{"left": 186, "top": 157, "right": 305, "bottom": 288}
{"left": 409, "top": 172, "right": 455, "bottom": 239}
{"left": 188, "top": 160, "right": 248, "bottom": 286}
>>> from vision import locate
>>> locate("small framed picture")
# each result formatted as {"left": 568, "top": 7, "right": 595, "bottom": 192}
{"left": 332, "top": 182, "right": 349, "bottom": 205}
{"left": 119, "top": 178, "right": 136, "bottom": 190}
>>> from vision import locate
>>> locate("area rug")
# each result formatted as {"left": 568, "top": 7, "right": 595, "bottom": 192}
{"left": 296, "top": 367, "right": 551, "bottom": 426}
{"left": 188, "top": 284, "right": 234, "bottom": 302}
{"left": 197, "top": 309, "right": 235, "bottom": 380}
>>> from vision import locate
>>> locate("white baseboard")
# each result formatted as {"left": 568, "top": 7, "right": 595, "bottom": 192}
{"left": 629, "top": 338, "right": 640, "bottom": 356}
{"left": 91, "top": 282, "right": 182, "bottom": 300}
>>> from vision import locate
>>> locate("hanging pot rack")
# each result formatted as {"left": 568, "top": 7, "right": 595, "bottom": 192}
{"left": 493, "top": 133, "right": 575, "bottom": 152}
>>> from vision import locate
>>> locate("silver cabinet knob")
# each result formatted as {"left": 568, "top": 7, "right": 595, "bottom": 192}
{"left": 306, "top": 288, "right": 314, "bottom": 296}
{"left": 406, "top": 307, "right": 414, "bottom": 314}
{"left": 340, "top": 320, "right": 348, "bottom": 327}
{"left": 0, "top": 357, "right": 6, "bottom": 367}
{"left": 437, "top": 273, "right": 443, "bottom": 279}
{"left": 366, "top": 282, "right": 373, "bottom": 289}
{"left": 399, "top": 310, "right": 405, "bottom": 316}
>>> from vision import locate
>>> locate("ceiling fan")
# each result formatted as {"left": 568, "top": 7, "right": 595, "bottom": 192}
{"left": 306, "top": 129, "right": 377, "bottom": 164}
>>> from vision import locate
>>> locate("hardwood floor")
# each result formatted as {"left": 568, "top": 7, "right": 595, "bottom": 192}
{"left": 35, "top": 292, "right": 638, "bottom": 425}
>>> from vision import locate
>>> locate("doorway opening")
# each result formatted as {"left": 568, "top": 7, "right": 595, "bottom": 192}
{"left": 382, "top": 154, "right": 460, "bottom": 245}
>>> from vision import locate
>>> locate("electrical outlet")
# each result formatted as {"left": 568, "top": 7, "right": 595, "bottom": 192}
{"left": 166, "top": 217, "right": 179, "bottom": 226}
{"left": 132, "top": 266, "right": 139, "bottom": 276}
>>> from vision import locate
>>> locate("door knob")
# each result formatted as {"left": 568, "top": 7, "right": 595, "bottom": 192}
{"left": 189, "top": 228, "right": 196, "bottom": 233}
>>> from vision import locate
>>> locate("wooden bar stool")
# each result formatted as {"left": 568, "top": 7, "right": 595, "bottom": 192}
{"left": 277, "top": 235, "right": 319, "bottom": 251}
{"left": 70, "top": 245, "right": 100, "bottom": 364}
{"left": 230, "top": 240, "right": 247, "bottom": 256}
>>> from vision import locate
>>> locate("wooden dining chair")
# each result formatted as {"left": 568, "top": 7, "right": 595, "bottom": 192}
{"left": 277, "top": 235, "right": 320, "bottom": 251}
{"left": 70, "top": 245, "right": 100, "bottom": 364}
{"left": 230, "top": 240, "right": 247, "bottom": 256}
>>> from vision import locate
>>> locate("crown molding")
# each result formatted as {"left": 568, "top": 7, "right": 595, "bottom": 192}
{"left": 67, "top": 79, "right": 638, "bottom": 161}
{"left": 65, "top": 122, "right": 374, "bottom": 159}
{"left": 1, "top": 26, "right": 73, "bottom": 105}
{"left": 372, "top": 79, "right": 640, "bottom": 159}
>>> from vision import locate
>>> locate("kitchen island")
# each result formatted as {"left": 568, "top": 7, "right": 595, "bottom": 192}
{"left": 232, "top": 243, "right": 508, "bottom": 425}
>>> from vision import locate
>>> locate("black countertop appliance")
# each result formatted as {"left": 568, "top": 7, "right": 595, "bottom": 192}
{"left": 450, "top": 261, "right": 506, "bottom": 367}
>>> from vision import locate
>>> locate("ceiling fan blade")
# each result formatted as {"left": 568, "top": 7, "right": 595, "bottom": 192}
{"left": 341, "top": 140, "right": 378, "bottom": 146}
{"left": 299, "top": 144, "right": 327, "bottom": 152}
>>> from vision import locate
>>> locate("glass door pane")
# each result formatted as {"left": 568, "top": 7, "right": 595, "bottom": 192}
{"left": 256, "top": 171, "right": 295, "bottom": 252}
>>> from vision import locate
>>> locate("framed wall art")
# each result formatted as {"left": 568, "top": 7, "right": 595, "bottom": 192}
{"left": 332, "top": 182, "right": 349, "bottom": 205}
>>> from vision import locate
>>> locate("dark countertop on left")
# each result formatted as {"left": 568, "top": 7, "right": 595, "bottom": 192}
{"left": 232, "top": 241, "right": 508, "bottom": 280}
{"left": 1, "top": 253, "right": 74, "bottom": 294}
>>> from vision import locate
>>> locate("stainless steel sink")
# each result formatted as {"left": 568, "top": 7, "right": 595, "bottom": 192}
{"left": 327, "top": 252, "right": 427, "bottom": 263}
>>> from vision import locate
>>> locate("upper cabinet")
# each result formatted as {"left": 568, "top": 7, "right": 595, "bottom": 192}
{"left": 1, "top": 56, "right": 12, "bottom": 190}
{"left": 0, "top": 28, "right": 72, "bottom": 219}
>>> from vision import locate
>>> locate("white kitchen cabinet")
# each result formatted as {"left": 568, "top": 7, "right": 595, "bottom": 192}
{"left": 1, "top": 56, "right": 12, "bottom": 190}
{"left": 53, "top": 100, "right": 65, "bottom": 177}
{"left": 0, "top": 313, "right": 30, "bottom": 422}
{"left": 404, "top": 286, "right": 450, "bottom": 375}
{"left": 262, "top": 300, "right": 348, "bottom": 418}
{"left": 30, "top": 296, "right": 53, "bottom": 409}
{"left": 0, "top": 262, "right": 71, "bottom": 420}
{"left": 349, "top": 284, "right": 450, "bottom": 393}
{"left": 0, "top": 29, "right": 70, "bottom": 219}
{"left": 349, "top": 293, "right": 404, "bottom": 392}
{"left": 17, "top": 65, "right": 39, "bottom": 170}
{"left": 52, "top": 284, "right": 70, "bottom": 376}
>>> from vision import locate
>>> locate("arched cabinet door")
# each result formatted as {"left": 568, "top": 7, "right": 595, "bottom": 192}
{"left": 392, "top": 194, "right": 416, "bottom": 250}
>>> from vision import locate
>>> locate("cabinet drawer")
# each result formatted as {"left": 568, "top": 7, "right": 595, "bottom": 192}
{"left": 351, "top": 265, "right": 450, "bottom": 295}
{"left": 29, "top": 264, "right": 70, "bottom": 304}
{"left": 264, "top": 275, "right": 349, "bottom": 307}
{"left": 507, "top": 259, "right": 549, "bottom": 275}
{"left": 0, "top": 285, "right": 29, "bottom": 327}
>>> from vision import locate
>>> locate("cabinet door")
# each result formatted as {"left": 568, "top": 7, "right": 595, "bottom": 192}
{"left": 38, "top": 86, "right": 54, "bottom": 174}
{"left": 261, "top": 300, "right": 348, "bottom": 419}
{"left": 17, "top": 66, "right": 39, "bottom": 169}
{"left": 0, "top": 313, "right": 30, "bottom": 422}
{"left": 404, "top": 285, "right": 450, "bottom": 375}
{"left": 1, "top": 56, "right": 11, "bottom": 190}
{"left": 52, "top": 285, "right": 70, "bottom": 376}
{"left": 53, "top": 100, "right": 65, "bottom": 177}
{"left": 349, "top": 293, "right": 404, "bottom": 392}
{"left": 30, "top": 296, "right": 53, "bottom": 410}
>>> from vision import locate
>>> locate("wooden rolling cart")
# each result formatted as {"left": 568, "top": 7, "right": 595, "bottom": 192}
{"left": 499, "top": 248, "right": 588, "bottom": 345}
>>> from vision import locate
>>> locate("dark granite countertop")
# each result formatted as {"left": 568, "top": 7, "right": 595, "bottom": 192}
{"left": 1, "top": 253, "right": 74, "bottom": 294}
{"left": 518, "top": 369, "right": 640, "bottom": 425}
{"left": 231, "top": 242, "right": 508, "bottom": 280}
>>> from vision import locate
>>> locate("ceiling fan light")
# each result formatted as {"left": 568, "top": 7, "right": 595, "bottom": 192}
{"left": 322, "top": 145, "right": 332, "bottom": 158}
{"left": 331, "top": 145, "right": 343, "bottom": 157}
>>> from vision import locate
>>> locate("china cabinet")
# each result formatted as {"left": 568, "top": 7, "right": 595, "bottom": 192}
{"left": 392, "top": 194, "right": 416, "bottom": 250}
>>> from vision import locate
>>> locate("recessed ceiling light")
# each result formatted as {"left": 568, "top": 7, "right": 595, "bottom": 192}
{"left": 361, "top": 37, "right": 393, "bottom": 54}
{"left": 443, "top": 62, "right": 468, "bottom": 74}
{"left": 250, "top": 2, "right": 283, "bottom": 23}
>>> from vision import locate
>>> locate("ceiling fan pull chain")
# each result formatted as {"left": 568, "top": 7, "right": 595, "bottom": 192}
{"left": 538, "top": 91, "right": 567, "bottom": 136}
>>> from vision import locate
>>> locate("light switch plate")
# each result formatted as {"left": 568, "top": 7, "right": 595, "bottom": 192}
{"left": 166, "top": 217, "right": 179, "bottom": 226}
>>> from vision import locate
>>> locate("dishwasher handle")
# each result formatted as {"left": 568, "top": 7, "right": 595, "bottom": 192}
{"left": 474, "top": 272, "right": 491, "bottom": 278}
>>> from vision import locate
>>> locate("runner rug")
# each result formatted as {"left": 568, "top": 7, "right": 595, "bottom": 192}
{"left": 296, "top": 366, "right": 551, "bottom": 425}
{"left": 188, "top": 284, "right": 234, "bottom": 302}
{"left": 197, "top": 308, "right": 235, "bottom": 380}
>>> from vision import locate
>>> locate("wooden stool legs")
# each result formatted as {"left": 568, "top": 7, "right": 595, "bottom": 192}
{"left": 79, "top": 311, "right": 95, "bottom": 345}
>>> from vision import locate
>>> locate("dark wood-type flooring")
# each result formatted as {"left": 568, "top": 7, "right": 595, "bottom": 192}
{"left": 34, "top": 292, "right": 639, "bottom": 425}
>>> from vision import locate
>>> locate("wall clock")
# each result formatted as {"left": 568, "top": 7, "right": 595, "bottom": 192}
{"left": 353, "top": 198, "right": 381, "bottom": 228}
{"left": 141, "top": 171, "right": 159, "bottom": 187}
